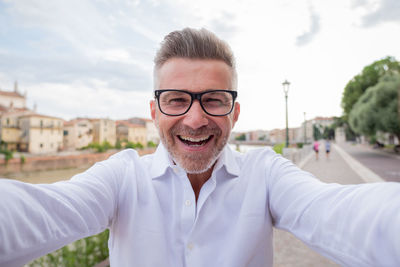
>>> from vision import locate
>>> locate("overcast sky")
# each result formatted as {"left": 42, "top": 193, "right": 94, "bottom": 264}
{"left": 0, "top": 0, "right": 399, "bottom": 132}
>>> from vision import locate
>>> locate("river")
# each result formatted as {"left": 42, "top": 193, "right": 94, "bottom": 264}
{"left": 2, "top": 167, "right": 90, "bottom": 184}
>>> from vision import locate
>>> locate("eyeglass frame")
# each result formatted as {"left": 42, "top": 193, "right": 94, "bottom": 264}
{"left": 154, "top": 89, "right": 238, "bottom": 117}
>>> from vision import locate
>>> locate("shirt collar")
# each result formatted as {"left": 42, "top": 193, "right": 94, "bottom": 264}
{"left": 214, "top": 145, "right": 240, "bottom": 178}
{"left": 149, "top": 143, "right": 174, "bottom": 179}
{"left": 149, "top": 143, "right": 240, "bottom": 179}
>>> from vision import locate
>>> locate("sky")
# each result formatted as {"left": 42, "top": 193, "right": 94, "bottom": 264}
{"left": 0, "top": 0, "right": 399, "bottom": 132}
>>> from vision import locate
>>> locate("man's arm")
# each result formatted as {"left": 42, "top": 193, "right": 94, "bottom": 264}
{"left": 0, "top": 156, "right": 124, "bottom": 267}
{"left": 268, "top": 155, "right": 400, "bottom": 266}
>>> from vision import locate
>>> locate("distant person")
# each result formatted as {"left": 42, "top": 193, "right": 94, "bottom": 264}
{"left": 325, "top": 140, "right": 331, "bottom": 159}
{"left": 313, "top": 140, "right": 320, "bottom": 160}
{"left": 0, "top": 28, "right": 400, "bottom": 267}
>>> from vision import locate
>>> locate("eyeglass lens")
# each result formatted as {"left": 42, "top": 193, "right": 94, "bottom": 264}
{"left": 159, "top": 91, "right": 234, "bottom": 116}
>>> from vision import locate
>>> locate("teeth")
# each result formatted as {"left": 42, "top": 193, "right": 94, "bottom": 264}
{"left": 179, "top": 135, "right": 210, "bottom": 142}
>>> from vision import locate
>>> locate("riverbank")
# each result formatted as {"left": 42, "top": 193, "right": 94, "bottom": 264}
{"left": 0, "top": 148, "right": 156, "bottom": 177}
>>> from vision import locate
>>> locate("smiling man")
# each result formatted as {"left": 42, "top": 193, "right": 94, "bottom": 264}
{"left": 0, "top": 28, "right": 400, "bottom": 267}
{"left": 151, "top": 56, "right": 239, "bottom": 199}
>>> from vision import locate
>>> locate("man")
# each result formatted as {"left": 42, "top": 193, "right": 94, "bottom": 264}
{"left": 0, "top": 28, "right": 399, "bottom": 267}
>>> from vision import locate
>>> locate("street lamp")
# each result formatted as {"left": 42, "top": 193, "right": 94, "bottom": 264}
{"left": 282, "top": 80, "right": 290, "bottom": 147}
{"left": 303, "top": 112, "right": 307, "bottom": 144}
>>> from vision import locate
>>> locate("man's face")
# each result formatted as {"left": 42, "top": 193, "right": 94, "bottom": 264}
{"left": 151, "top": 58, "right": 240, "bottom": 174}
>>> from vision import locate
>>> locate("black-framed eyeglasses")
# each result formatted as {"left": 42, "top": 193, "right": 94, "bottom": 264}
{"left": 154, "top": 89, "right": 238, "bottom": 116}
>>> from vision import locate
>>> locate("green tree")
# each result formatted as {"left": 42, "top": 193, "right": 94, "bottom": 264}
{"left": 235, "top": 134, "right": 246, "bottom": 141}
{"left": 313, "top": 124, "right": 322, "bottom": 140}
{"left": 322, "top": 126, "right": 335, "bottom": 140}
{"left": 342, "top": 56, "right": 400, "bottom": 117}
{"left": 349, "top": 73, "right": 400, "bottom": 141}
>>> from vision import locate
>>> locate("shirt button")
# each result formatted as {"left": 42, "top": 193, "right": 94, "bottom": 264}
{"left": 187, "top": 243, "right": 194, "bottom": 250}
{"left": 185, "top": 200, "right": 192, "bottom": 206}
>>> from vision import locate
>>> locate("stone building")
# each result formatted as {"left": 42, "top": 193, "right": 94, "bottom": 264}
{"left": 127, "top": 117, "right": 159, "bottom": 144}
{"left": 63, "top": 118, "right": 93, "bottom": 150}
{"left": 18, "top": 113, "right": 64, "bottom": 154}
{"left": 116, "top": 120, "right": 147, "bottom": 145}
{"left": 91, "top": 118, "right": 116, "bottom": 146}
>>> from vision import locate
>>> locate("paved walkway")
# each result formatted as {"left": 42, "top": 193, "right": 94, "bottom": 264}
{"left": 273, "top": 142, "right": 383, "bottom": 267}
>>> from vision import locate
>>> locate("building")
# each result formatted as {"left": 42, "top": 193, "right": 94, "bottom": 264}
{"left": 127, "top": 117, "right": 159, "bottom": 144}
{"left": 0, "top": 82, "right": 27, "bottom": 112}
{"left": 91, "top": 118, "right": 116, "bottom": 146}
{"left": 63, "top": 118, "right": 93, "bottom": 150}
{"left": 18, "top": 113, "right": 64, "bottom": 154}
{"left": 248, "top": 130, "right": 269, "bottom": 142}
{"left": 0, "top": 109, "right": 33, "bottom": 150}
{"left": 116, "top": 120, "right": 147, "bottom": 145}
{"left": 268, "top": 128, "right": 297, "bottom": 145}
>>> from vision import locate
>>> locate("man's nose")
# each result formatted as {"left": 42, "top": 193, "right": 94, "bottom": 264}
{"left": 181, "top": 100, "right": 209, "bottom": 129}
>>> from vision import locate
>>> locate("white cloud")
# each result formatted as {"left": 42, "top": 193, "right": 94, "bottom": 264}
{"left": 295, "top": 5, "right": 321, "bottom": 46}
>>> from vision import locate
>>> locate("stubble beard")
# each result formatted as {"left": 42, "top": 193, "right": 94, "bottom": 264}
{"left": 156, "top": 120, "right": 228, "bottom": 174}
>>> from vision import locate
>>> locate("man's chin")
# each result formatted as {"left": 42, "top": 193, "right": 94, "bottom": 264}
{"left": 173, "top": 155, "right": 217, "bottom": 174}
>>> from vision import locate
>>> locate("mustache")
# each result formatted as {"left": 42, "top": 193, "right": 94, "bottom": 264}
{"left": 170, "top": 124, "right": 221, "bottom": 137}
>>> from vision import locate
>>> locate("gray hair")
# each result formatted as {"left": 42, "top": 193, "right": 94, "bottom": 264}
{"left": 153, "top": 28, "right": 237, "bottom": 90}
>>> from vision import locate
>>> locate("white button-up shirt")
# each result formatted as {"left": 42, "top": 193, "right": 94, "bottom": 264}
{"left": 0, "top": 144, "right": 399, "bottom": 267}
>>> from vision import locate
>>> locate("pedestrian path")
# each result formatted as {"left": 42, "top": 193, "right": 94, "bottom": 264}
{"left": 273, "top": 142, "right": 380, "bottom": 267}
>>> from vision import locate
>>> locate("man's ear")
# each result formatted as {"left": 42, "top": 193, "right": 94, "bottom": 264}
{"left": 150, "top": 100, "right": 156, "bottom": 121}
{"left": 232, "top": 102, "right": 240, "bottom": 127}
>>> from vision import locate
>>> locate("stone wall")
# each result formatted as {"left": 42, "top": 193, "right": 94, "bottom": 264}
{"left": 0, "top": 148, "right": 155, "bottom": 175}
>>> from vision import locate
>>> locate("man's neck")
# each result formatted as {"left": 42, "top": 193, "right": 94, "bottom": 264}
{"left": 187, "top": 167, "right": 214, "bottom": 202}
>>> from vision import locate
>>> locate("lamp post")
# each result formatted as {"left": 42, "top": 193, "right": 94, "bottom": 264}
{"left": 282, "top": 80, "right": 290, "bottom": 148}
{"left": 303, "top": 112, "right": 307, "bottom": 144}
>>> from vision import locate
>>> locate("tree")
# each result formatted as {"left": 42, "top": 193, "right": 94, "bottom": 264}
{"left": 341, "top": 56, "right": 400, "bottom": 117}
{"left": 235, "top": 134, "right": 246, "bottom": 141}
{"left": 349, "top": 73, "right": 400, "bottom": 141}
{"left": 313, "top": 124, "right": 322, "bottom": 140}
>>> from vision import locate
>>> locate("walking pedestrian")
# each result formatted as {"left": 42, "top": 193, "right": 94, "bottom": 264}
{"left": 313, "top": 140, "right": 320, "bottom": 160}
{"left": 325, "top": 140, "right": 331, "bottom": 159}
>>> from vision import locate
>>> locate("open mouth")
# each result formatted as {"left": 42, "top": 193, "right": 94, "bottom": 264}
{"left": 178, "top": 135, "right": 213, "bottom": 147}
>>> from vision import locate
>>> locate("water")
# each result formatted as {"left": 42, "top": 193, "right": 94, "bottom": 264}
{"left": 2, "top": 167, "right": 89, "bottom": 184}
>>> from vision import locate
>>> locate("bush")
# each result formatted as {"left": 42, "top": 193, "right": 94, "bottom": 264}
{"left": 296, "top": 142, "right": 304, "bottom": 149}
{"left": 0, "top": 149, "right": 13, "bottom": 164}
{"left": 28, "top": 230, "right": 109, "bottom": 267}
{"left": 125, "top": 142, "right": 143, "bottom": 149}
{"left": 20, "top": 155, "right": 26, "bottom": 164}
{"left": 82, "top": 141, "right": 114, "bottom": 153}
{"left": 147, "top": 141, "right": 157, "bottom": 148}
{"left": 273, "top": 143, "right": 285, "bottom": 155}
{"left": 115, "top": 140, "right": 122, "bottom": 149}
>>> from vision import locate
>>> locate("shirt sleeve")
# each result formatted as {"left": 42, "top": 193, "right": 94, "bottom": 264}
{"left": 267, "top": 154, "right": 400, "bottom": 267}
{"left": 0, "top": 155, "right": 125, "bottom": 267}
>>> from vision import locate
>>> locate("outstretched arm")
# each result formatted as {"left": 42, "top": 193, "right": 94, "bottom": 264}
{"left": 0, "top": 158, "right": 123, "bottom": 267}
{"left": 268, "top": 155, "right": 400, "bottom": 266}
